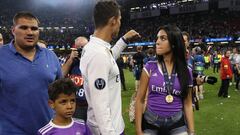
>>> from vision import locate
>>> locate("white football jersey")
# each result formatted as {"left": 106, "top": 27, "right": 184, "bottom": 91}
{"left": 80, "top": 36, "right": 127, "bottom": 135}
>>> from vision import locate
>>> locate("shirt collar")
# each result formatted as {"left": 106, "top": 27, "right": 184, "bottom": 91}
{"left": 49, "top": 118, "right": 74, "bottom": 129}
{"left": 9, "top": 40, "right": 43, "bottom": 54}
{"left": 9, "top": 40, "right": 17, "bottom": 54}
{"left": 90, "top": 35, "right": 111, "bottom": 50}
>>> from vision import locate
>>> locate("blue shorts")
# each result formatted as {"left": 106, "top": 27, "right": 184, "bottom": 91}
{"left": 142, "top": 109, "right": 187, "bottom": 135}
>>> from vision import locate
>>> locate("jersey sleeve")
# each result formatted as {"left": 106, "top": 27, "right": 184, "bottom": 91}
{"left": 87, "top": 52, "right": 117, "bottom": 135}
{"left": 85, "top": 124, "right": 93, "bottom": 135}
{"left": 111, "top": 38, "right": 127, "bottom": 60}
{"left": 188, "top": 67, "right": 193, "bottom": 88}
{"left": 143, "top": 61, "right": 153, "bottom": 77}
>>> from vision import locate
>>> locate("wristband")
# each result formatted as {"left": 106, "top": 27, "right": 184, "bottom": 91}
{"left": 121, "top": 37, "right": 129, "bottom": 44}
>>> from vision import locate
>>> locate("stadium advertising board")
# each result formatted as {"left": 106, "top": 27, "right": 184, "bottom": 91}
{"left": 170, "top": 3, "right": 208, "bottom": 14}
{"left": 130, "top": 9, "right": 160, "bottom": 20}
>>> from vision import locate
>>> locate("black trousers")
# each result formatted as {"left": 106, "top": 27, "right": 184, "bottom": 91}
{"left": 235, "top": 73, "right": 240, "bottom": 90}
{"left": 119, "top": 68, "right": 126, "bottom": 90}
{"left": 205, "top": 63, "right": 210, "bottom": 69}
{"left": 218, "top": 79, "right": 230, "bottom": 97}
{"left": 213, "top": 63, "right": 219, "bottom": 73}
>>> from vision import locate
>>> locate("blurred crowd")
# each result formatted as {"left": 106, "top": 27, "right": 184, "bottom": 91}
{"left": 1, "top": 8, "right": 240, "bottom": 47}
{"left": 121, "top": 9, "right": 240, "bottom": 42}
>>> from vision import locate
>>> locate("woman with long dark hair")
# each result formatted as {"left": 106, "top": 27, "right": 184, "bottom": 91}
{"left": 135, "top": 25, "right": 194, "bottom": 135}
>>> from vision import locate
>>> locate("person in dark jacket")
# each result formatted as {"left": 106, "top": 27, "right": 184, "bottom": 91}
{"left": 117, "top": 56, "right": 127, "bottom": 90}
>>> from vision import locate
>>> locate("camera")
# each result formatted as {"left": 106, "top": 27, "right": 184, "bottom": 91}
{"left": 193, "top": 72, "right": 217, "bottom": 85}
{"left": 197, "top": 75, "right": 217, "bottom": 85}
{"left": 76, "top": 48, "right": 82, "bottom": 58}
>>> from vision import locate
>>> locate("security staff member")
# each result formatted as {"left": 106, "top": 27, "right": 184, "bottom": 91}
{"left": 80, "top": 1, "right": 140, "bottom": 135}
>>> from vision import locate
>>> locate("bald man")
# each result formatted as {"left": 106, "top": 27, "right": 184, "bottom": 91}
{"left": 37, "top": 40, "right": 47, "bottom": 48}
{"left": 62, "top": 36, "right": 88, "bottom": 76}
{"left": 61, "top": 36, "right": 88, "bottom": 121}
{"left": 75, "top": 36, "right": 88, "bottom": 49}
{"left": 0, "top": 33, "right": 4, "bottom": 46}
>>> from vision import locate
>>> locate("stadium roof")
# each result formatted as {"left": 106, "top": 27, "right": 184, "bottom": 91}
{"left": 118, "top": 0, "right": 205, "bottom": 7}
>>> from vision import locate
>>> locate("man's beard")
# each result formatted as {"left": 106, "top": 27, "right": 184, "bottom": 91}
{"left": 112, "top": 30, "right": 119, "bottom": 39}
{"left": 22, "top": 45, "right": 36, "bottom": 50}
{"left": 18, "top": 42, "right": 37, "bottom": 51}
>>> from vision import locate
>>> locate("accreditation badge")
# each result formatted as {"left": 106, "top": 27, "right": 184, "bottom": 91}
{"left": 165, "top": 95, "right": 174, "bottom": 103}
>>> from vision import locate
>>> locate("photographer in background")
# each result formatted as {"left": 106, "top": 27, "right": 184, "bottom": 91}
{"left": 62, "top": 36, "right": 88, "bottom": 121}
{"left": 192, "top": 46, "right": 205, "bottom": 99}
{"left": 132, "top": 46, "right": 145, "bottom": 91}
{"left": 182, "top": 32, "right": 217, "bottom": 110}
{"left": 62, "top": 36, "right": 88, "bottom": 77}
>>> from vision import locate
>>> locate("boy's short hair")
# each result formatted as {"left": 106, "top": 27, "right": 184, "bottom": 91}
{"left": 48, "top": 78, "right": 77, "bottom": 101}
{"left": 147, "top": 48, "right": 154, "bottom": 55}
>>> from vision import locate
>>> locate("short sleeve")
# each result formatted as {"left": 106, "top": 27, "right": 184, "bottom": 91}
{"left": 85, "top": 124, "right": 93, "bottom": 135}
{"left": 143, "top": 62, "right": 152, "bottom": 77}
{"left": 188, "top": 67, "right": 193, "bottom": 88}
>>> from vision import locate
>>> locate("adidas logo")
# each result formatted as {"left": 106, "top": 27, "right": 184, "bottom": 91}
{"left": 152, "top": 73, "right": 157, "bottom": 76}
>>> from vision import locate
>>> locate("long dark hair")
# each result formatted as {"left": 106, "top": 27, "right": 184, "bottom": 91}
{"left": 157, "top": 25, "right": 190, "bottom": 99}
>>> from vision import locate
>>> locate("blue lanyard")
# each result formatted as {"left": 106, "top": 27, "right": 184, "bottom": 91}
{"left": 161, "top": 61, "right": 176, "bottom": 95}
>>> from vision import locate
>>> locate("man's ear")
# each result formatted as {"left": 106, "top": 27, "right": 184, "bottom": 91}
{"left": 108, "top": 16, "right": 117, "bottom": 26}
{"left": 11, "top": 26, "right": 15, "bottom": 36}
{"left": 48, "top": 100, "right": 55, "bottom": 109}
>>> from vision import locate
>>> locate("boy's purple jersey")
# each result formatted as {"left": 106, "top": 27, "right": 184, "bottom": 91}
{"left": 37, "top": 118, "right": 92, "bottom": 135}
{"left": 144, "top": 61, "right": 193, "bottom": 117}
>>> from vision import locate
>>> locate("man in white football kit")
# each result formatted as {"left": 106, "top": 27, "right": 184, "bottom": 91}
{"left": 80, "top": 1, "right": 140, "bottom": 135}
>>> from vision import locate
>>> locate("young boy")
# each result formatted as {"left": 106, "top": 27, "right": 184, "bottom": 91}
{"left": 38, "top": 78, "right": 92, "bottom": 135}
